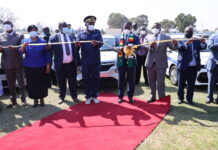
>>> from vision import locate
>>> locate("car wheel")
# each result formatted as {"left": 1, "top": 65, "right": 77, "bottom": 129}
{"left": 169, "top": 66, "right": 178, "bottom": 86}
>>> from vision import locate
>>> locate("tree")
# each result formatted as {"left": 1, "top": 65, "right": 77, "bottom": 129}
{"left": 160, "top": 19, "right": 175, "bottom": 33}
{"left": 36, "top": 22, "right": 45, "bottom": 32}
{"left": 175, "top": 13, "right": 197, "bottom": 32}
{"left": 107, "top": 13, "right": 128, "bottom": 28}
{"left": 0, "top": 8, "right": 17, "bottom": 24}
{"left": 132, "top": 15, "right": 149, "bottom": 27}
{"left": 0, "top": 8, "right": 17, "bottom": 32}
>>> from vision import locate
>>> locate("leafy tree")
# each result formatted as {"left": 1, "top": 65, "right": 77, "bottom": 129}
{"left": 0, "top": 8, "right": 17, "bottom": 32}
{"left": 107, "top": 13, "right": 128, "bottom": 28}
{"left": 160, "top": 19, "right": 175, "bottom": 33}
{"left": 130, "top": 15, "right": 148, "bottom": 27}
{"left": 175, "top": 13, "right": 197, "bottom": 32}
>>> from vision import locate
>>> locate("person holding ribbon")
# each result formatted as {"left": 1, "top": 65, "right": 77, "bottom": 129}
{"left": 177, "top": 26, "right": 206, "bottom": 105}
{"left": 114, "top": 21, "right": 140, "bottom": 103}
{"left": 0, "top": 21, "right": 26, "bottom": 107}
{"left": 49, "top": 21, "right": 80, "bottom": 104}
{"left": 206, "top": 30, "right": 218, "bottom": 104}
{"left": 145, "top": 23, "right": 177, "bottom": 103}
{"left": 76, "top": 16, "right": 103, "bottom": 105}
{"left": 20, "top": 25, "right": 51, "bottom": 107}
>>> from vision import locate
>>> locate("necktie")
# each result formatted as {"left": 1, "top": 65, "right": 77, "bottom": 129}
{"left": 63, "top": 34, "right": 70, "bottom": 56}
{"left": 141, "top": 36, "right": 145, "bottom": 44}
{"left": 154, "top": 34, "right": 158, "bottom": 41}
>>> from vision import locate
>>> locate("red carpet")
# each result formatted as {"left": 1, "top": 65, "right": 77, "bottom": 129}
{"left": 0, "top": 93, "right": 170, "bottom": 150}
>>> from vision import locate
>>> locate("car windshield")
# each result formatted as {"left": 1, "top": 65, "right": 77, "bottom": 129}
{"left": 100, "top": 38, "right": 115, "bottom": 51}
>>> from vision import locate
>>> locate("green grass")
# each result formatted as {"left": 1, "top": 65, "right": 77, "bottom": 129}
{"left": 0, "top": 78, "right": 218, "bottom": 150}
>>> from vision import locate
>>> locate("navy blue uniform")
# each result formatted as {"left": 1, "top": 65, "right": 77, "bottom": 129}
{"left": 76, "top": 29, "right": 103, "bottom": 99}
{"left": 114, "top": 33, "right": 140, "bottom": 100}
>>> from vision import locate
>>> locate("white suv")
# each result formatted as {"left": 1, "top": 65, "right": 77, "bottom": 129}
{"left": 77, "top": 35, "right": 118, "bottom": 81}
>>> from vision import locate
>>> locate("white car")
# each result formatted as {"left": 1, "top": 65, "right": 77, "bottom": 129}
{"left": 77, "top": 35, "right": 118, "bottom": 81}
{"left": 166, "top": 34, "right": 210, "bottom": 86}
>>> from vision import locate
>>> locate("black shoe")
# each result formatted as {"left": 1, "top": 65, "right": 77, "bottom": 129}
{"left": 147, "top": 98, "right": 156, "bottom": 103}
{"left": 215, "top": 99, "right": 218, "bottom": 104}
{"left": 58, "top": 99, "right": 65, "bottom": 104}
{"left": 40, "top": 99, "right": 45, "bottom": 107}
{"left": 187, "top": 100, "right": 194, "bottom": 105}
{"left": 33, "top": 99, "right": 39, "bottom": 107}
{"left": 178, "top": 99, "right": 184, "bottom": 104}
{"left": 206, "top": 98, "right": 213, "bottom": 104}
{"left": 129, "top": 99, "right": 134, "bottom": 103}
{"left": 118, "top": 99, "right": 123, "bottom": 103}
{"left": 7, "top": 101, "right": 17, "bottom": 108}
{"left": 22, "top": 101, "right": 28, "bottom": 106}
{"left": 73, "top": 98, "right": 80, "bottom": 103}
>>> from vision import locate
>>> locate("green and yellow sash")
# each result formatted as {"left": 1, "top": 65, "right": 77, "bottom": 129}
{"left": 117, "top": 33, "right": 135, "bottom": 68}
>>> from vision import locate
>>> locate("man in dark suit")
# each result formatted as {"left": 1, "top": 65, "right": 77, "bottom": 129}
{"left": 114, "top": 21, "right": 140, "bottom": 103}
{"left": 206, "top": 33, "right": 218, "bottom": 104}
{"left": 49, "top": 21, "right": 80, "bottom": 104}
{"left": 177, "top": 26, "right": 206, "bottom": 104}
{"left": 0, "top": 21, "right": 26, "bottom": 107}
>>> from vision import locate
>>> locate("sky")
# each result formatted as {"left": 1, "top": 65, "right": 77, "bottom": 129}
{"left": 1, "top": 0, "right": 217, "bottom": 31}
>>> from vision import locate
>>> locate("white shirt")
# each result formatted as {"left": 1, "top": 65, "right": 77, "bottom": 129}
{"left": 153, "top": 33, "right": 161, "bottom": 46}
{"left": 153, "top": 33, "right": 161, "bottom": 63}
{"left": 60, "top": 33, "right": 73, "bottom": 64}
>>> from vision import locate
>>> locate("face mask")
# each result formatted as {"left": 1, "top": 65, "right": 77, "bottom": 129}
{"left": 123, "top": 29, "right": 130, "bottom": 35}
{"left": 152, "top": 28, "right": 160, "bottom": 35}
{"left": 88, "top": 25, "right": 95, "bottom": 31}
{"left": 41, "top": 32, "right": 45, "bottom": 37}
{"left": 29, "top": 31, "right": 38, "bottom": 38}
{"left": 3, "top": 24, "right": 12, "bottom": 32}
{"left": 62, "top": 27, "right": 69, "bottom": 34}
{"left": 185, "top": 32, "right": 193, "bottom": 38}
{"left": 140, "top": 30, "right": 146, "bottom": 35}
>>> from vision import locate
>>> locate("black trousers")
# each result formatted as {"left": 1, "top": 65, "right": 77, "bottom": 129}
{"left": 136, "top": 55, "right": 148, "bottom": 85}
{"left": 207, "top": 65, "right": 218, "bottom": 100}
{"left": 118, "top": 64, "right": 136, "bottom": 99}
{"left": 56, "top": 62, "right": 77, "bottom": 100}
{"left": 177, "top": 66, "right": 198, "bottom": 101}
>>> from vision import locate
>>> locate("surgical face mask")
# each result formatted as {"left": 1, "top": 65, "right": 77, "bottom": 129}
{"left": 185, "top": 32, "right": 193, "bottom": 38}
{"left": 152, "top": 28, "right": 160, "bottom": 35}
{"left": 40, "top": 32, "right": 45, "bottom": 37}
{"left": 88, "top": 25, "right": 95, "bottom": 31}
{"left": 123, "top": 29, "right": 131, "bottom": 35}
{"left": 3, "top": 24, "right": 12, "bottom": 32}
{"left": 62, "top": 27, "right": 69, "bottom": 34}
{"left": 29, "top": 31, "right": 38, "bottom": 38}
{"left": 140, "top": 30, "right": 146, "bottom": 35}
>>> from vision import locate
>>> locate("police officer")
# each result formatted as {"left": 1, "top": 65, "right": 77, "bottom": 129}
{"left": 206, "top": 33, "right": 218, "bottom": 104}
{"left": 76, "top": 16, "right": 103, "bottom": 104}
{"left": 114, "top": 21, "right": 140, "bottom": 103}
